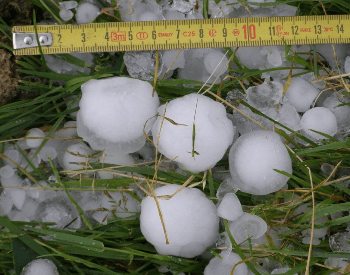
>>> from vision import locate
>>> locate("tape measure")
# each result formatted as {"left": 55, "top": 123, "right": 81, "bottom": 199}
{"left": 12, "top": 14, "right": 350, "bottom": 56}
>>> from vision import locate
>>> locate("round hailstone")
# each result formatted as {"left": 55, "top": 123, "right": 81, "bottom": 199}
{"left": 227, "top": 213, "right": 268, "bottom": 244}
{"left": 203, "top": 50, "right": 229, "bottom": 78}
{"left": 204, "top": 250, "right": 248, "bottom": 275}
{"left": 26, "top": 128, "right": 45, "bottom": 148}
{"left": 59, "top": 8, "right": 74, "bottom": 21}
{"left": 21, "top": 258, "right": 59, "bottom": 275}
{"left": 140, "top": 184, "right": 219, "bottom": 258}
{"left": 229, "top": 130, "right": 292, "bottom": 195}
{"left": 285, "top": 77, "right": 320, "bottom": 112}
{"left": 217, "top": 193, "right": 243, "bottom": 221}
{"left": 235, "top": 47, "right": 264, "bottom": 69}
{"left": 151, "top": 93, "right": 234, "bottom": 173}
{"left": 300, "top": 107, "right": 338, "bottom": 140}
{"left": 75, "top": 2, "right": 100, "bottom": 24}
{"left": 58, "top": 142, "right": 92, "bottom": 170}
{"left": 34, "top": 196, "right": 81, "bottom": 229}
{"left": 77, "top": 77, "right": 159, "bottom": 154}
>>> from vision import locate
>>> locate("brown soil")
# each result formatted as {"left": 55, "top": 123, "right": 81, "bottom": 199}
{"left": 0, "top": 0, "right": 39, "bottom": 106}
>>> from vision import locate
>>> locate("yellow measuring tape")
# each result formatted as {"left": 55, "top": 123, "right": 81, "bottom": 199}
{"left": 12, "top": 15, "right": 350, "bottom": 56}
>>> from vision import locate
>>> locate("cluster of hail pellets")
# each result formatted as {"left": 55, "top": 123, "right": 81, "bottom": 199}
{"left": 2, "top": 0, "right": 350, "bottom": 274}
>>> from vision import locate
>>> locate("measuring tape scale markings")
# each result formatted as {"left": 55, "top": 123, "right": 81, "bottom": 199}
{"left": 12, "top": 15, "right": 350, "bottom": 55}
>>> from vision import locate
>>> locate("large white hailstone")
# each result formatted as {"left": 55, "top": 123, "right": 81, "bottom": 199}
{"left": 26, "top": 128, "right": 45, "bottom": 148}
{"left": 285, "top": 77, "right": 320, "bottom": 112}
{"left": 204, "top": 250, "right": 248, "bottom": 275}
{"left": 140, "top": 184, "right": 219, "bottom": 258}
{"left": 203, "top": 50, "right": 229, "bottom": 78}
{"left": 21, "top": 259, "right": 59, "bottom": 275}
{"left": 300, "top": 107, "right": 338, "bottom": 140}
{"left": 100, "top": 191, "right": 140, "bottom": 218}
{"left": 77, "top": 77, "right": 159, "bottom": 154}
{"left": 151, "top": 93, "right": 234, "bottom": 173}
{"left": 217, "top": 193, "right": 243, "bottom": 221}
{"left": 75, "top": 2, "right": 100, "bottom": 24}
{"left": 229, "top": 130, "right": 292, "bottom": 195}
{"left": 227, "top": 213, "right": 268, "bottom": 244}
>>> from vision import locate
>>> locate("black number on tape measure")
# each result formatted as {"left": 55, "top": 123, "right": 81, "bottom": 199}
{"left": 128, "top": 31, "right": 133, "bottom": 40}
{"left": 337, "top": 24, "right": 344, "bottom": 33}
{"left": 199, "top": 28, "right": 204, "bottom": 38}
{"left": 291, "top": 25, "right": 299, "bottom": 35}
{"left": 176, "top": 29, "right": 180, "bottom": 39}
{"left": 57, "top": 34, "right": 62, "bottom": 43}
{"left": 81, "top": 33, "right": 86, "bottom": 42}
{"left": 269, "top": 26, "right": 275, "bottom": 36}
{"left": 223, "top": 27, "right": 227, "bottom": 37}
{"left": 105, "top": 32, "right": 109, "bottom": 41}
{"left": 152, "top": 30, "right": 156, "bottom": 40}
{"left": 314, "top": 25, "right": 322, "bottom": 34}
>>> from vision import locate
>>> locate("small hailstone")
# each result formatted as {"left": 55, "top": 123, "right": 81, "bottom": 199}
{"left": 285, "top": 77, "right": 320, "bottom": 112}
{"left": 162, "top": 50, "right": 185, "bottom": 70}
{"left": 0, "top": 165, "right": 15, "bottom": 179}
{"left": 75, "top": 2, "right": 100, "bottom": 24}
{"left": 39, "top": 146, "right": 57, "bottom": 162}
{"left": 246, "top": 80, "right": 283, "bottom": 109}
{"left": 151, "top": 93, "right": 235, "bottom": 173}
{"left": 35, "top": 196, "right": 81, "bottom": 229}
{"left": 217, "top": 193, "right": 243, "bottom": 221}
{"left": 0, "top": 171, "right": 22, "bottom": 189}
{"left": 203, "top": 50, "right": 229, "bottom": 78}
{"left": 300, "top": 107, "right": 338, "bottom": 140}
{"left": 100, "top": 191, "right": 140, "bottom": 219}
{"left": 20, "top": 259, "right": 59, "bottom": 275}
{"left": 123, "top": 51, "right": 163, "bottom": 80}
{"left": 204, "top": 250, "right": 248, "bottom": 275}
{"left": 229, "top": 130, "right": 292, "bottom": 195}
{"left": 77, "top": 77, "right": 159, "bottom": 154}
{"left": 59, "top": 142, "right": 92, "bottom": 170}
{"left": 235, "top": 47, "right": 264, "bottom": 69}
{"left": 271, "top": 267, "right": 296, "bottom": 275}
{"left": 9, "top": 188, "right": 26, "bottom": 210}
{"left": 345, "top": 56, "right": 350, "bottom": 74}
{"left": 138, "top": 11, "right": 162, "bottom": 21}
{"left": 59, "top": 9, "right": 74, "bottom": 21}
{"left": 20, "top": 150, "right": 41, "bottom": 172}
{"left": 322, "top": 93, "right": 350, "bottom": 126}
{"left": 276, "top": 102, "right": 301, "bottom": 133}
{"left": 140, "top": 184, "right": 219, "bottom": 258}
{"left": 3, "top": 149, "right": 23, "bottom": 168}
{"left": 59, "top": 1, "right": 78, "bottom": 10}
{"left": 227, "top": 213, "right": 268, "bottom": 244}
{"left": 21, "top": 198, "right": 39, "bottom": 221}
{"left": 260, "top": 46, "right": 283, "bottom": 67}
{"left": 216, "top": 178, "right": 239, "bottom": 201}
{"left": 26, "top": 128, "right": 45, "bottom": 148}
{"left": 0, "top": 191, "right": 13, "bottom": 215}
